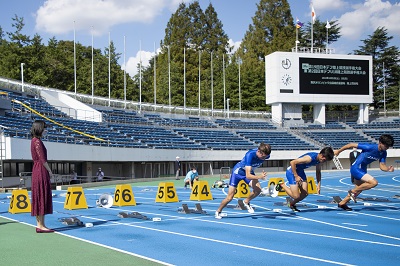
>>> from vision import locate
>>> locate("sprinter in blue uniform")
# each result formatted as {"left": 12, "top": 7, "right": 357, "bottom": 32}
{"left": 334, "top": 134, "right": 394, "bottom": 211}
{"left": 215, "top": 143, "right": 271, "bottom": 219}
{"left": 276, "top": 147, "right": 334, "bottom": 212}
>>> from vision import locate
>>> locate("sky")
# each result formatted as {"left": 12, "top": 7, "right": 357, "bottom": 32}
{"left": 1, "top": 0, "right": 399, "bottom": 77}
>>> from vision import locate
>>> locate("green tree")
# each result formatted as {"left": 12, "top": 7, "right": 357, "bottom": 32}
{"left": 354, "top": 27, "right": 400, "bottom": 110}
{"left": 302, "top": 18, "right": 341, "bottom": 50}
{"left": 236, "top": 0, "right": 295, "bottom": 111}
{"left": 142, "top": 1, "right": 229, "bottom": 110}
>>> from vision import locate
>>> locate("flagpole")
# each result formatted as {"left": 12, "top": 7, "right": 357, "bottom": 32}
{"left": 184, "top": 45, "right": 186, "bottom": 114}
{"left": 325, "top": 20, "right": 332, "bottom": 54}
{"left": 108, "top": 31, "right": 111, "bottom": 106}
{"left": 326, "top": 23, "right": 328, "bottom": 54}
{"left": 91, "top": 26, "right": 94, "bottom": 104}
{"left": 311, "top": 13, "right": 313, "bottom": 53}
{"left": 123, "top": 35, "right": 126, "bottom": 109}
{"left": 154, "top": 42, "right": 157, "bottom": 111}
{"left": 311, "top": 2, "right": 315, "bottom": 53}
{"left": 73, "top": 21, "right": 77, "bottom": 97}
{"left": 139, "top": 40, "right": 142, "bottom": 113}
{"left": 295, "top": 18, "right": 303, "bottom": 53}
{"left": 223, "top": 54, "right": 226, "bottom": 117}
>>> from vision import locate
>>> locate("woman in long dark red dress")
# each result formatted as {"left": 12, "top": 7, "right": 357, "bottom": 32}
{"left": 30, "top": 120, "right": 54, "bottom": 233}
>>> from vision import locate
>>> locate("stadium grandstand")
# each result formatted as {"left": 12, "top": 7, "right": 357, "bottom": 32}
{"left": 1, "top": 60, "right": 400, "bottom": 190}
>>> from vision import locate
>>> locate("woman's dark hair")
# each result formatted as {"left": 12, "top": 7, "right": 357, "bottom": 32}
{"left": 30, "top": 120, "right": 46, "bottom": 138}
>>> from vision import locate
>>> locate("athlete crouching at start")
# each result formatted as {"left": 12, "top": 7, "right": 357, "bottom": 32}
{"left": 215, "top": 143, "right": 271, "bottom": 219}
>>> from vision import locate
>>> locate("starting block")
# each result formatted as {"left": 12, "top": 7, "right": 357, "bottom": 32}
{"left": 118, "top": 211, "right": 150, "bottom": 220}
{"left": 178, "top": 203, "right": 207, "bottom": 214}
{"left": 235, "top": 199, "right": 250, "bottom": 210}
{"left": 333, "top": 196, "right": 342, "bottom": 204}
{"left": 273, "top": 197, "right": 307, "bottom": 207}
{"left": 358, "top": 197, "right": 390, "bottom": 202}
{"left": 59, "top": 217, "right": 84, "bottom": 226}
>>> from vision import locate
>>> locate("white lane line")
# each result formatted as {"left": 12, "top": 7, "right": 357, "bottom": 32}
{"left": 342, "top": 223, "right": 368, "bottom": 227}
{"left": 75, "top": 215, "right": 355, "bottom": 266}
{"left": 0, "top": 215, "right": 173, "bottom": 266}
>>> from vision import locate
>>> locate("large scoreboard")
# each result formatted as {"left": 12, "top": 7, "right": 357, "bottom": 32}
{"left": 265, "top": 52, "right": 373, "bottom": 104}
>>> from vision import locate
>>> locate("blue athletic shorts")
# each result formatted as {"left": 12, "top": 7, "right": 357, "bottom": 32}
{"left": 229, "top": 172, "right": 251, "bottom": 187}
{"left": 286, "top": 167, "right": 307, "bottom": 185}
{"left": 350, "top": 166, "right": 367, "bottom": 180}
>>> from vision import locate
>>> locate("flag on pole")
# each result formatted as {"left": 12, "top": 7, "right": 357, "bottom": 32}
{"left": 311, "top": 6, "right": 316, "bottom": 24}
{"left": 325, "top": 20, "right": 331, "bottom": 29}
{"left": 296, "top": 18, "right": 304, "bottom": 29}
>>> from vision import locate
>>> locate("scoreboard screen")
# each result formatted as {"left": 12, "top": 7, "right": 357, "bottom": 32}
{"left": 299, "top": 57, "right": 369, "bottom": 95}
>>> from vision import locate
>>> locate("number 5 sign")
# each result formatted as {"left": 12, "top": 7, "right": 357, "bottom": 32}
{"left": 155, "top": 182, "right": 179, "bottom": 203}
{"left": 113, "top": 184, "right": 136, "bottom": 206}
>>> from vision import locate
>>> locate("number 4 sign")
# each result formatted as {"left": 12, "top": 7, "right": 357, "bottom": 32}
{"left": 190, "top": 181, "right": 213, "bottom": 201}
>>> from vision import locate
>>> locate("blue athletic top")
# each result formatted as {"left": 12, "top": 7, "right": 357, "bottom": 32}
{"left": 288, "top": 152, "right": 320, "bottom": 172}
{"left": 184, "top": 170, "right": 199, "bottom": 182}
{"left": 233, "top": 148, "right": 270, "bottom": 176}
{"left": 353, "top": 143, "right": 387, "bottom": 170}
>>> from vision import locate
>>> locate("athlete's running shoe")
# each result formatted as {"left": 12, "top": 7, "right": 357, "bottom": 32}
{"left": 275, "top": 180, "right": 284, "bottom": 191}
{"left": 243, "top": 201, "right": 254, "bottom": 213}
{"left": 338, "top": 204, "right": 352, "bottom": 211}
{"left": 215, "top": 211, "right": 222, "bottom": 219}
{"left": 348, "top": 190, "right": 358, "bottom": 203}
{"left": 288, "top": 202, "right": 301, "bottom": 212}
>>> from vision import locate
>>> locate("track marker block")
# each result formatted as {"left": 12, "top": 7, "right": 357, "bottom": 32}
{"left": 267, "top": 178, "right": 287, "bottom": 196}
{"left": 190, "top": 180, "right": 213, "bottom": 201}
{"left": 114, "top": 184, "right": 136, "bottom": 206}
{"left": 8, "top": 189, "right": 31, "bottom": 214}
{"left": 234, "top": 180, "right": 250, "bottom": 198}
{"left": 64, "top": 187, "right": 88, "bottom": 210}
{"left": 306, "top": 176, "right": 318, "bottom": 194}
{"left": 155, "top": 182, "right": 179, "bottom": 203}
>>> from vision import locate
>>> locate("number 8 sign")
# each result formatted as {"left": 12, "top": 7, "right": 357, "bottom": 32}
{"left": 8, "top": 189, "right": 31, "bottom": 214}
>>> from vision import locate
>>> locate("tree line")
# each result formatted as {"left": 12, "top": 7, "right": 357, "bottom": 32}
{"left": 0, "top": 0, "right": 399, "bottom": 112}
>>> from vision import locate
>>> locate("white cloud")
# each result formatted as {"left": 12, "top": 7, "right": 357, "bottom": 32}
{"left": 228, "top": 39, "right": 241, "bottom": 54}
{"left": 125, "top": 50, "right": 157, "bottom": 77}
{"left": 339, "top": 0, "right": 400, "bottom": 40}
{"left": 35, "top": 0, "right": 168, "bottom": 35}
{"left": 313, "top": 0, "right": 348, "bottom": 11}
